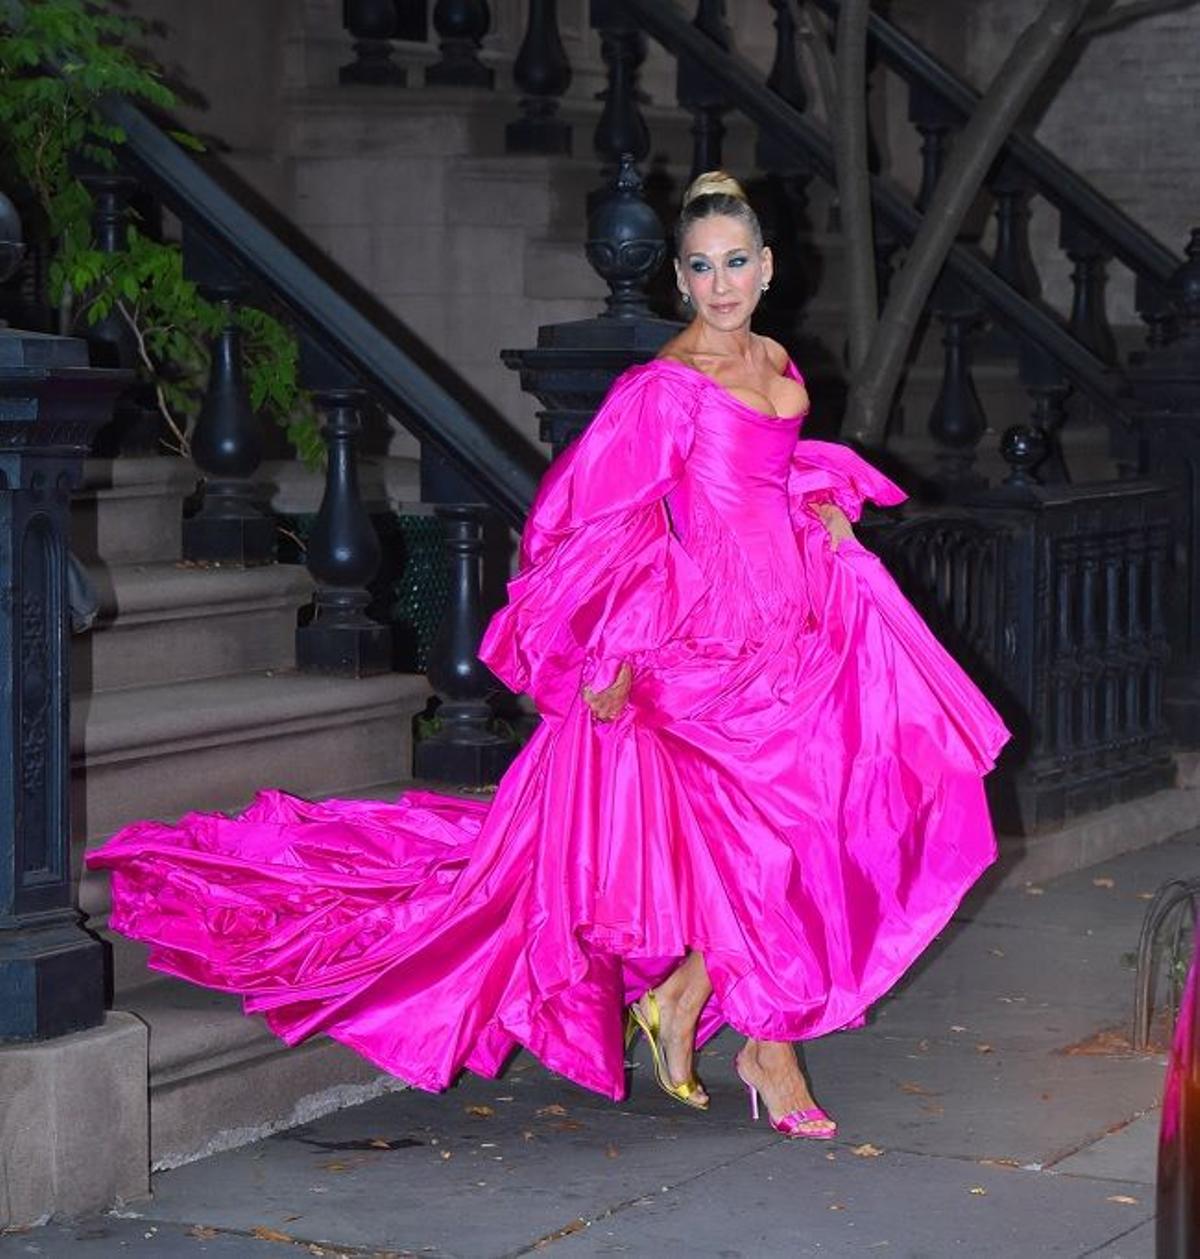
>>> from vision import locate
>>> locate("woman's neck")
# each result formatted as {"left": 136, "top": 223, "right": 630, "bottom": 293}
{"left": 690, "top": 323, "right": 756, "bottom": 366}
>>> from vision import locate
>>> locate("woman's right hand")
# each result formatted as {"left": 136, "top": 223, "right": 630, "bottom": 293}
{"left": 582, "top": 662, "right": 633, "bottom": 722}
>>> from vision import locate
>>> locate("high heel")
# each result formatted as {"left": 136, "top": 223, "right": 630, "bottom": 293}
{"left": 627, "top": 989, "right": 709, "bottom": 1111}
{"left": 733, "top": 1054, "right": 837, "bottom": 1140}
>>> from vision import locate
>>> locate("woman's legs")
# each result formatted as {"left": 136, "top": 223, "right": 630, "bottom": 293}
{"left": 734, "top": 1039, "right": 835, "bottom": 1135}
{"left": 644, "top": 951, "right": 833, "bottom": 1134}
{"left": 635, "top": 950, "right": 712, "bottom": 1103}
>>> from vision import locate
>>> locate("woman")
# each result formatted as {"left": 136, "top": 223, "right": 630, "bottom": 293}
{"left": 88, "top": 172, "right": 1008, "bottom": 1141}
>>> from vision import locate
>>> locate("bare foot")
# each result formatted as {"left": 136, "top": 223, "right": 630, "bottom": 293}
{"left": 734, "top": 1040, "right": 834, "bottom": 1137}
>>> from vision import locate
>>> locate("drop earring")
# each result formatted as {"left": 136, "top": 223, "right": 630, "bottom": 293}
{"left": 761, "top": 282, "right": 770, "bottom": 293}
{"left": 681, "top": 292, "right": 691, "bottom": 305}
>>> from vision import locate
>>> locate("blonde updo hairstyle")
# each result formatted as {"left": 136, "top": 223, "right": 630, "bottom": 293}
{"left": 674, "top": 170, "right": 763, "bottom": 257}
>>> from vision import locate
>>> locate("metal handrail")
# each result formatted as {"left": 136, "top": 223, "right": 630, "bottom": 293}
{"left": 619, "top": 0, "right": 1126, "bottom": 417}
{"left": 97, "top": 94, "right": 543, "bottom": 528}
{"left": 812, "top": 0, "right": 1180, "bottom": 291}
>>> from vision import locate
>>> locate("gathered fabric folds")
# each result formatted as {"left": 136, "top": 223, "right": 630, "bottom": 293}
{"left": 89, "top": 359, "right": 1009, "bottom": 1100}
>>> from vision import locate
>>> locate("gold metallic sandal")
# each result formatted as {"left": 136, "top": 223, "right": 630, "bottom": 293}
{"left": 627, "top": 989, "right": 709, "bottom": 1110}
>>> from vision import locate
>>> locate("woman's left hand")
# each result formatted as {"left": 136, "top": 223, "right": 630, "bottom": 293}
{"left": 813, "top": 502, "right": 854, "bottom": 551}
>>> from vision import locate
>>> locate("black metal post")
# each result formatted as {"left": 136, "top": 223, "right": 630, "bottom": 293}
{"left": 677, "top": 0, "right": 733, "bottom": 183}
{"left": 414, "top": 447, "right": 518, "bottom": 785}
{"left": 755, "top": 0, "right": 814, "bottom": 229}
{"left": 927, "top": 277, "right": 987, "bottom": 492}
{"left": 181, "top": 228, "right": 275, "bottom": 565}
{"left": 908, "top": 81, "right": 954, "bottom": 215}
{"left": 426, "top": 0, "right": 493, "bottom": 89}
{"left": 0, "top": 195, "right": 130, "bottom": 1040}
{"left": 1061, "top": 214, "right": 1118, "bottom": 365}
{"left": 986, "top": 158, "right": 1041, "bottom": 356}
{"left": 340, "top": 0, "right": 406, "bottom": 85}
{"left": 507, "top": 0, "right": 573, "bottom": 155}
{"left": 591, "top": 0, "right": 650, "bottom": 184}
{"left": 295, "top": 337, "right": 390, "bottom": 676}
{"left": 1127, "top": 228, "right": 1200, "bottom": 744}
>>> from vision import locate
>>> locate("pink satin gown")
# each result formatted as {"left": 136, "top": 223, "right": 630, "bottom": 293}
{"left": 88, "top": 359, "right": 1010, "bottom": 1099}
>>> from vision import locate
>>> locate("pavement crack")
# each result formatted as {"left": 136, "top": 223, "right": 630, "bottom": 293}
{"left": 500, "top": 1135, "right": 779, "bottom": 1256}
{"left": 1075, "top": 1213, "right": 1155, "bottom": 1257}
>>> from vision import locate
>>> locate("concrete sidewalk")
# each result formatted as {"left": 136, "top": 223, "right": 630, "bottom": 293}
{"left": 3, "top": 830, "right": 1196, "bottom": 1258}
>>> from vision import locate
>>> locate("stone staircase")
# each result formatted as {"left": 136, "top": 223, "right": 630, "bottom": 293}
{"left": 71, "top": 455, "right": 428, "bottom": 1167}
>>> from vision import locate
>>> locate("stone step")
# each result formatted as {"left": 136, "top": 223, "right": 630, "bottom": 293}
{"left": 119, "top": 977, "right": 399, "bottom": 1169}
{"left": 73, "top": 669, "right": 429, "bottom": 853}
{"left": 74, "top": 561, "right": 314, "bottom": 693}
{"left": 72, "top": 457, "right": 194, "bottom": 567}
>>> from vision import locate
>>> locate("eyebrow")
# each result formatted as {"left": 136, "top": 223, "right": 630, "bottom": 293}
{"left": 686, "top": 248, "right": 750, "bottom": 260}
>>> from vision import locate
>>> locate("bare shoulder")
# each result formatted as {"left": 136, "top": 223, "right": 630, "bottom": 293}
{"left": 655, "top": 331, "right": 698, "bottom": 368}
{"left": 758, "top": 336, "right": 791, "bottom": 374}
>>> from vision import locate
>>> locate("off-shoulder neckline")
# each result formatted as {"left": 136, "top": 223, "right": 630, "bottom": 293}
{"left": 646, "top": 355, "right": 809, "bottom": 424}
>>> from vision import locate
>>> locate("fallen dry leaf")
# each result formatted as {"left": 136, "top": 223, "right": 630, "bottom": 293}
{"left": 536, "top": 1103, "right": 569, "bottom": 1118}
{"left": 978, "top": 1157, "right": 1021, "bottom": 1170}
{"left": 522, "top": 1130, "right": 536, "bottom": 1142}
{"left": 969, "top": 1186, "right": 987, "bottom": 1196}
{"left": 1137, "top": 891, "right": 1155, "bottom": 900}
{"left": 439, "top": 1150, "right": 453, "bottom": 1161}
{"left": 829, "top": 1203, "right": 846, "bottom": 1211}
{"left": 533, "top": 1218, "right": 587, "bottom": 1248}
{"left": 900, "top": 1081, "right": 935, "bottom": 1096}
{"left": 317, "top": 1161, "right": 349, "bottom": 1173}
{"left": 851, "top": 1143, "right": 884, "bottom": 1158}
{"left": 368, "top": 1138, "right": 392, "bottom": 1150}
{"left": 251, "top": 1227, "right": 295, "bottom": 1243}
{"left": 976, "top": 1043, "right": 994, "bottom": 1054}
{"left": 187, "top": 1227, "right": 219, "bottom": 1241}
{"left": 1107, "top": 1195, "right": 1139, "bottom": 1205}
{"left": 989, "top": 948, "right": 1006, "bottom": 957}
{"left": 1093, "top": 877, "right": 1116, "bottom": 889}
{"left": 550, "top": 1119, "right": 585, "bottom": 1132}
{"left": 1025, "top": 885, "right": 1045, "bottom": 896}
{"left": 949, "top": 1025, "right": 968, "bottom": 1033}
{"left": 465, "top": 1105, "right": 495, "bottom": 1118}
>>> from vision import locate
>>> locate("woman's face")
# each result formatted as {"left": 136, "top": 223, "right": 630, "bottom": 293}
{"left": 676, "top": 214, "right": 772, "bottom": 333}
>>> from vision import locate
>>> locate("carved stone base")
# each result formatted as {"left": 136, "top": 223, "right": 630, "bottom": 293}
{"left": 425, "top": 58, "right": 494, "bottom": 89}
{"left": 296, "top": 616, "right": 391, "bottom": 677}
{"left": 0, "top": 914, "right": 105, "bottom": 1041}
{"left": 414, "top": 733, "right": 517, "bottom": 787}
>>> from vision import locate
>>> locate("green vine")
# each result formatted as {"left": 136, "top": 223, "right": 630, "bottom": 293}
{"left": 0, "top": 0, "right": 322, "bottom": 464}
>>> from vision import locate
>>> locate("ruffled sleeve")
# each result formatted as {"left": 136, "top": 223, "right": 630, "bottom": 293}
{"left": 788, "top": 438, "right": 907, "bottom": 524}
{"left": 479, "top": 364, "right": 708, "bottom": 720}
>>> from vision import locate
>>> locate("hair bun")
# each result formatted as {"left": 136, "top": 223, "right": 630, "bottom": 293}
{"left": 682, "top": 170, "right": 747, "bottom": 207}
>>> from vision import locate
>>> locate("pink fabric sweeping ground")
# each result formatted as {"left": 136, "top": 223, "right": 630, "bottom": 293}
{"left": 88, "top": 359, "right": 1009, "bottom": 1100}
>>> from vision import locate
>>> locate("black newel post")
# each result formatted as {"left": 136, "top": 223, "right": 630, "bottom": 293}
{"left": 181, "top": 229, "right": 275, "bottom": 565}
{"left": 340, "top": 0, "right": 406, "bottom": 85}
{"left": 1061, "top": 215, "right": 1118, "bottom": 365}
{"left": 295, "top": 337, "right": 390, "bottom": 676}
{"left": 927, "top": 276, "right": 987, "bottom": 492}
{"left": 507, "top": 0, "right": 572, "bottom": 155}
{"left": 427, "top": 0, "right": 493, "bottom": 88}
{"left": 1128, "top": 228, "right": 1200, "bottom": 744}
{"left": 677, "top": 0, "right": 733, "bottom": 183}
{"left": 503, "top": 153, "right": 678, "bottom": 453}
{"left": 0, "top": 195, "right": 130, "bottom": 1041}
{"left": 414, "top": 450, "right": 517, "bottom": 786}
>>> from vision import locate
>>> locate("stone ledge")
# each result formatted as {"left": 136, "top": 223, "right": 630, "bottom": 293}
{"left": 0, "top": 1012, "right": 149, "bottom": 1230}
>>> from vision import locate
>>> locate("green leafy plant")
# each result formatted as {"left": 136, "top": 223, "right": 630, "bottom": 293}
{"left": 0, "top": 0, "right": 320, "bottom": 462}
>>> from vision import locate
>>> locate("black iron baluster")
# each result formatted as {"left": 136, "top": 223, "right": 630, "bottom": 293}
{"left": 1017, "top": 338, "right": 1071, "bottom": 485}
{"left": 181, "top": 228, "right": 275, "bottom": 566}
{"left": 987, "top": 158, "right": 1041, "bottom": 356}
{"left": 908, "top": 81, "right": 955, "bottom": 214}
{"left": 677, "top": 0, "right": 733, "bottom": 182}
{"left": 507, "top": 0, "right": 572, "bottom": 155}
{"left": 415, "top": 449, "right": 518, "bottom": 786}
{"left": 1136, "top": 271, "right": 1174, "bottom": 351}
{"left": 427, "top": 0, "right": 494, "bottom": 89}
{"left": 591, "top": 0, "right": 650, "bottom": 185}
{"left": 1061, "top": 215, "right": 1118, "bottom": 365}
{"left": 927, "top": 275, "right": 987, "bottom": 491}
{"left": 340, "top": 0, "right": 405, "bottom": 85}
{"left": 296, "top": 337, "right": 390, "bottom": 676}
{"left": 1102, "top": 535, "right": 1122, "bottom": 755}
